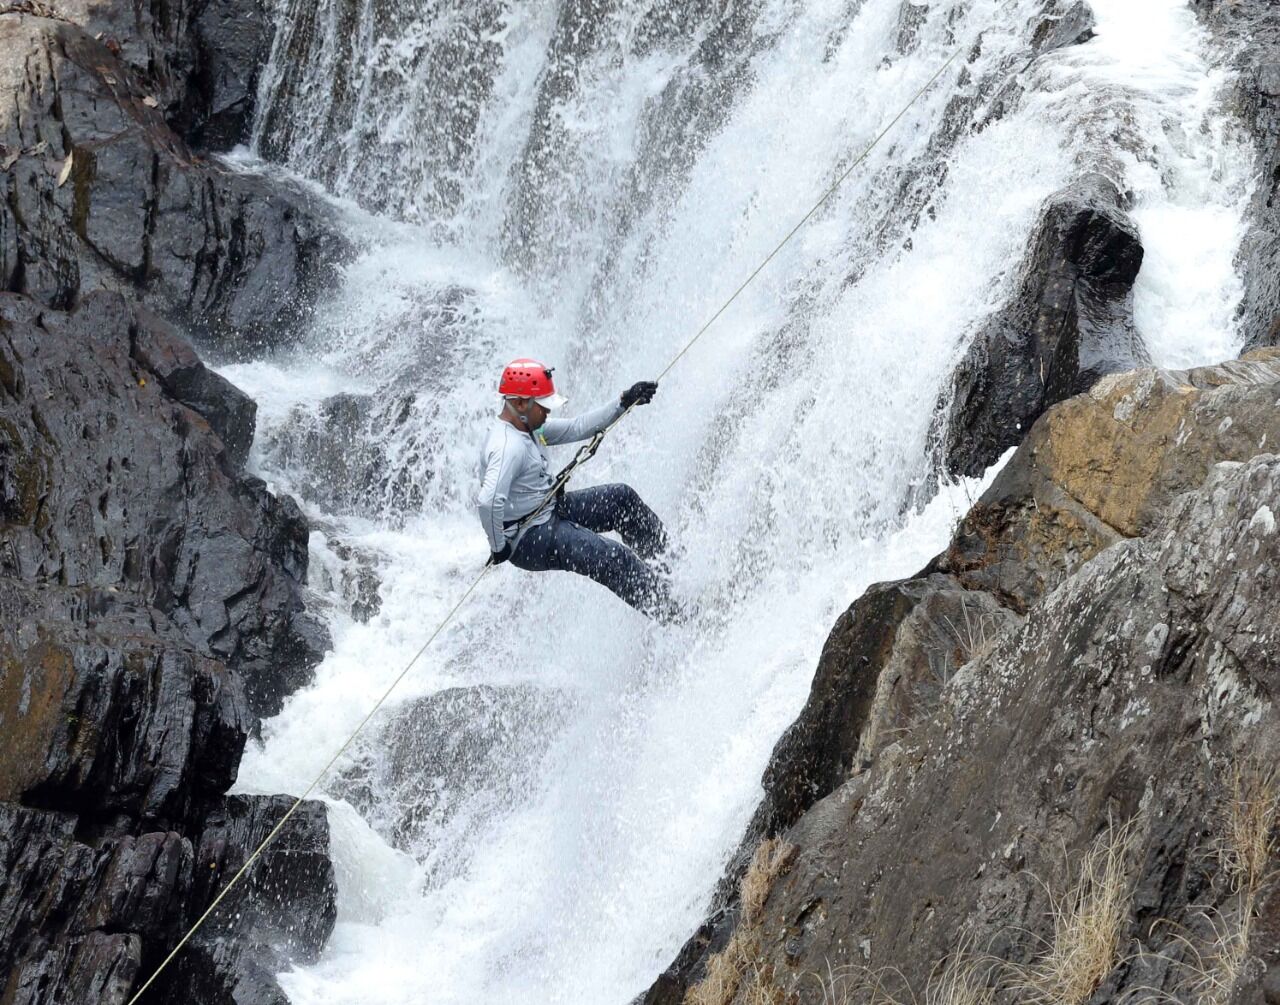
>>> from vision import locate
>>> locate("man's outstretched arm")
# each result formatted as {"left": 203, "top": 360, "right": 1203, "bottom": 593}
{"left": 542, "top": 382, "right": 658, "bottom": 445}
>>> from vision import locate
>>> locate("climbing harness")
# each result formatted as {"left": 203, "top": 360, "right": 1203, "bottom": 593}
{"left": 493, "top": 403, "right": 636, "bottom": 556}
{"left": 125, "top": 41, "right": 962, "bottom": 1005}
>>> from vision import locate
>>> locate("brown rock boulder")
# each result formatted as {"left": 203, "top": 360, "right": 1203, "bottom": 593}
{"left": 935, "top": 348, "right": 1280, "bottom": 610}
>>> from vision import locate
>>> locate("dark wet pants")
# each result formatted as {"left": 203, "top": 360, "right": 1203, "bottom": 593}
{"left": 510, "top": 483, "right": 673, "bottom": 619}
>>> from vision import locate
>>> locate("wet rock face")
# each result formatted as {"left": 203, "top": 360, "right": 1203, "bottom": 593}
{"left": 0, "top": 291, "right": 333, "bottom": 1002}
{"left": 938, "top": 173, "right": 1147, "bottom": 477}
{"left": 650, "top": 352, "right": 1280, "bottom": 1002}
{"left": 36, "top": 0, "right": 273, "bottom": 148}
{"left": 0, "top": 12, "right": 348, "bottom": 356}
{"left": 150, "top": 795, "right": 336, "bottom": 1005}
{"left": 1192, "top": 0, "right": 1280, "bottom": 350}
{"left": 745, "top": 452, "right": 1280, "bottom": 1003}
{"left": 336, "top": 685, "right": 567, "bottom": 877}
{"left": 0, "top": 796, "right": 334, "bottom": 1005}
{"left": 180, "top": 0, "right": 275, "bottom": 149}
{"left": 0, "top": 606, "right": 248, "bottom": 824}
{"left": 1030, "top": 1, "right": 1096, "bottom": 56}
{"left": 0, "top": 291, "right": 328, "bottom": 714}
{"left": 0, "top": 0, "right": 344, "bottom": 997}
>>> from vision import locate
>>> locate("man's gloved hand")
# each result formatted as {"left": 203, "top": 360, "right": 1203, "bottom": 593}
{"left": 621, "top": 380, "right": 659, "bottom": 409}
{"left": 490, "top": 543, "right": 513, "bottom": 565}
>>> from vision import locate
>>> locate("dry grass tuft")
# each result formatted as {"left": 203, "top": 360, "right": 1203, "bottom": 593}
{"left": 1218, "top": 760, "right": 1280, "bottom": 896}
{"left": 941, "top": 599, "right": 1001, "bottom": 668}
{"left": 741, "top": 837, "right": 796, "bottom": 926}
{"left": 1161, "top": 906, "right": 1253, "bottom": 1005}
{"left": 685, "top": 928, "right": 758, "bottom": 1005}
{"left": 740, "top": 963, "right": 789, "bottom": 1005}
{"left": 923, "top": 953, "right": 999, "bottom": 1005}
{"left": 811, "top": 947, "right": 997, "bottom": 1005}
{"left": 1009, "top": 817, "right": 1140, "bottom": 1005}
{"left": 684, "top": 838, "right": 797, "bottom": 1005}
{"left": 1158, "top": 757, "right": 1280, "bottom": 1005}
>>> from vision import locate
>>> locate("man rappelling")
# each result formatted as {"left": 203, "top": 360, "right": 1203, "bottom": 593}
{"left": 476, "top": 358, "right": 682, "bottom": 622}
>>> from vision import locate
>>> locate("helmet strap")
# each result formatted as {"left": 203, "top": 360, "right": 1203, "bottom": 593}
{"left": 503, "top": 397, "right": 532, "bottom": 428}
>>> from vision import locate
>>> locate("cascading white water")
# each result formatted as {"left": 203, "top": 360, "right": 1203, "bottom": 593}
{"left": 222, "top": 1, "right": 1253, "bottom": 1002}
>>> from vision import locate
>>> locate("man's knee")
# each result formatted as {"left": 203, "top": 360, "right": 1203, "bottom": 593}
{"left": 604, "top": 483, "right": 647, "bottom": 516}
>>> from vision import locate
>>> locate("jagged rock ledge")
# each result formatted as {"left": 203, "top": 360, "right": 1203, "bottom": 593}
{"left": 647, "top": 350, "right": 1280, "bottom": 1004}
{"left": 0, "top": 5, "right": 351, "bottom": 357}
{"left": 0, "top": 292, "right": 334, "bottom": 1002}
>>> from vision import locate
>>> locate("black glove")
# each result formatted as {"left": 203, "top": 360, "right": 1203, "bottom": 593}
{"left": 621, "top": 380, "right": 658, "bottom": 409}
{"left": 490, "top": 543, "right": 512, "bottom": 566}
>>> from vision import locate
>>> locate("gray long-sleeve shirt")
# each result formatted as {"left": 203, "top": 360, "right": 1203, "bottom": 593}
{"left": 475, "top": 400, "right": 624, "bottom": 552}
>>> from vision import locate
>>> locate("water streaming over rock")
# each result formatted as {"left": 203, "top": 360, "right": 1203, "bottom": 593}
{"left": 223, "top": 0, "right": 1253, "bottom": 1001}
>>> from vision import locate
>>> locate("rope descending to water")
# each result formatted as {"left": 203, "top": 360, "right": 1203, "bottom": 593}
{"left": 125, "top": 42, "right": 962, "bottom": 1005}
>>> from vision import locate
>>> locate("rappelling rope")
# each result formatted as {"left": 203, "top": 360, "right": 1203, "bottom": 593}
{"left": 125, "top": 43, "right": 962, "bottom": 1005}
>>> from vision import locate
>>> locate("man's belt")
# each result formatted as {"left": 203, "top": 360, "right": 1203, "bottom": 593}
{"left": 504, "top": 500, "right": 561, "bottom": 530}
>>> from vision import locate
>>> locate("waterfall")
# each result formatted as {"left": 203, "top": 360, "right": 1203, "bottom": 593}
{"left": 222, "top": 0, "right": 1253, "bottom": 1001}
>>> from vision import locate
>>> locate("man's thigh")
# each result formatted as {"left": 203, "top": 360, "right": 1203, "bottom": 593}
{"left": 550, "top": 518, "right": 631, "bottom": 575}
{"left": 557, "top": 484, "right": 630, "bottom": 533}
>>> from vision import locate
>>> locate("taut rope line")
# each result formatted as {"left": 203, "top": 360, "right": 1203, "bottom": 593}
{"left": 125, "top": 44, "right": 961, "bottom": 1005}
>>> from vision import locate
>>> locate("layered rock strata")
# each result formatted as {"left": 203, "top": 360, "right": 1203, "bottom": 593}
{"left": 649, "top": 351, "right": 1280, "bottom": 1003}
{"left": 0, "top": 292, "right": 334, "bottom": 1002}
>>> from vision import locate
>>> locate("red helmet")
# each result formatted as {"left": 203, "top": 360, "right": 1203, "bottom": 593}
{"left": 499, "top": 358, "right": 566, "bottom": 408}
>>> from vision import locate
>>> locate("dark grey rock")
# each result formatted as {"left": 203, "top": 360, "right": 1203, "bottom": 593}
{"left": 148, "top": 794, "right": 335, "bottom": 1005}
{"left": 0, "top": 288, "right": 336, "bottom": 996}
{"left": 84, "top": 831, "right": 196, "bottom": 938}
{"left": 3, "top": 931, "right": 141, "bottom": 1005}
{"left": 186, "top": 794, "right": 336, "bottom": 958}
{"left": 0, "top": 608, "right": 249, "bottom": 824}
{"left": 0, "top": 13, "right": 349, "bottom": 357}
{"left": 36, "top": 0, "right": 274, "bottom": 152}
{"left": 130, "top": 302, "right": 257, "bottom": 471}
{"left": 938, "top": 173, "right": 1147, "bottom": 477}
{"left": 181, "top": 0, "right": 274, "bottom": 149}
{"left": 0, "top": 792, "right": 331, "bottom": 1005}
{"left": 760, "top": 575, "right": 1017, "bottom": 838}
{"left": 1030, "top": 1, "right": 1096, "bottom": 56}
{"left": 0, "top": 805, "right": 105, "bottom": 979}
{"left": 1192, "top": 0, "right": 1280, "bottom": 350}
{"left": 0, "top": 292, "right": 329, "bottom": 715}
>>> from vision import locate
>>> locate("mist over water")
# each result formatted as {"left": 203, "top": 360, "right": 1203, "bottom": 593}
{"left": 225, "top": 1, "right": 1253, "bottom": 1001}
